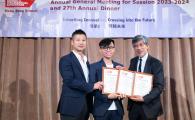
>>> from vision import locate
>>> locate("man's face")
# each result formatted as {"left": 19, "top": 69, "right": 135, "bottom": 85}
{"left": 99, "top": 42, "right": 115, "bottom": 59}
{"left": 71, "top": 34, "right": 87, "bottom": 52}
{"left": 133, "top": 40, "right": 149, "bottom": 57}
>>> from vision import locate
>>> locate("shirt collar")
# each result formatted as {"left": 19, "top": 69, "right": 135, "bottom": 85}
{"left": 72, "top": 50, "right": 87, "bottom": 63}
{"left": 139, "top": 53, "right": 148, "bottom": 62}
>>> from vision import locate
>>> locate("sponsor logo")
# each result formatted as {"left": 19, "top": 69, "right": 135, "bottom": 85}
{"left": 5, "top": 0, "right": 35, "bottom": 7}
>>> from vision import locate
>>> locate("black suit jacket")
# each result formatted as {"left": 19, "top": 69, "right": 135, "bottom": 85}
{"left": 90, "top": 59, "right": 124, "bottom": 117}
{"left": 57, "top": 52, "right": 93, "bottom": 116}
{"left": 127, "top": 55, "right": 164, "bottom": 119}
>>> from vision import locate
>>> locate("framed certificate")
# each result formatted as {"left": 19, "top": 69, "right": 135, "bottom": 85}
{"left": 116, "top": 70, "right": 134, "bottom": 96}
{"left": 102, "top": 67, "right": 153, "bottom": 97}
{"left": 102, "top": 67, "right": 119, "bottom": 94}
{"left": 132, "top": 72, "right": 153, "bottom": 96}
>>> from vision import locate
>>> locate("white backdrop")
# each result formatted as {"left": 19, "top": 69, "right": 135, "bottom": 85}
{"left": 0, "top": 0, "right": 195, "bottom": 37}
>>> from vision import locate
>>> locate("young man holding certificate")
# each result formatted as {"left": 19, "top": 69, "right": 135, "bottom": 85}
{"left": 57, "top": 29, "right": 103, "bottom": 120}
{"left": 90, "top": 38, "right": 124, "bottom": 120}
{"left": 128, "top": 35, "right": 165, "bottom": 120}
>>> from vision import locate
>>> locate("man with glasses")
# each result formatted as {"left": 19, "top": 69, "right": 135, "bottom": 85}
{"left": 127, "top": 35, "right": 164, "bottom": 120}
{"left": 90, "top": 38, "right": 124, "bottom": 120}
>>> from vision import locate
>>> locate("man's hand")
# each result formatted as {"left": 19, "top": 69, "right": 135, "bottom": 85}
{"left": 108, "top": 93, "right": 120, "bottom": 99}
{"left": 93, "top": 81, "right": 103, "bottom": 90}
{"left": 129, "top": 95, "right": 144, "bottom": 102}
{"left": 116, "top": 65, "right": 127, "bottom": 70}
{"left": 117, "top": 94, "right": 127, "bottom": 99}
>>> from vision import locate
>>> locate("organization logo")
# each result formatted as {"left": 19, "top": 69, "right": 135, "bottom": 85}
{"left": 5, "top": 0, "right": 35, "bottom": 7}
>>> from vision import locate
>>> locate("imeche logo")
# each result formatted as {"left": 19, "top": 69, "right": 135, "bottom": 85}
{"left": 5, "top": 0, "right": 35, "bottom": 7}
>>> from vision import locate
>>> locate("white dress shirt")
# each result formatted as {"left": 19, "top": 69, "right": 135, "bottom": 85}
{"left": 72, "top": 50, "right": 89, "bottom": 83}
{"left": 137, "top": 53, "right": 148, "bottom": 72}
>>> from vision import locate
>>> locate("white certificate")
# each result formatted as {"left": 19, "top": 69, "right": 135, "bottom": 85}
{"left": 102, "top": 67, "right": 119, "bottom": 94}
{"left": 133, "top": 73, "right": 153, "bottom": 96}
{"left": 116, "top": 70, "right": 135, "bottom": 96}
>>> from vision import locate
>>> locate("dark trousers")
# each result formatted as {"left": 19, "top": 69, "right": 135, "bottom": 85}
{"left": 60, "top": 102, "right": 89, "bottom": 120}
{"left": 94, "top": 110, "right": 123, "bottom": 120}
{"left": 128, "top": 104, "right": 157, "bottom": 120}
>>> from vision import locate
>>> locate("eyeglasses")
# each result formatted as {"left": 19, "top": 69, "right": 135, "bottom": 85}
{"left": 100, "top": 46, "right": 115, "bottom": 50}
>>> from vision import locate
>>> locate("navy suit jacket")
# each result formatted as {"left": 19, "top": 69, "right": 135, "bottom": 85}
{"left": 127, "top": 55, "right": 164, "bottom": 119}
{"left": 90, "top": 59, "right": 124, "bottom": 117}
{"left": 57, "top": 52, "right": 94, "bottom": 116}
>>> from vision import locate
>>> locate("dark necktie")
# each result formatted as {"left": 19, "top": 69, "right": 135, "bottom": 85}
{"left": 138, "top": 58, "right": 142, "bottom": 72}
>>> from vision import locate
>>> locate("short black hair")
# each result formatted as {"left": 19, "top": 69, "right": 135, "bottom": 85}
{"left": 71, "top": 29, "right": 87, "bottom": 39}
{"left": 99, "top": 38, "right": 115, "bottom": 48}
{"left": 132, "top": 35, "right": 148, "bottom": 45}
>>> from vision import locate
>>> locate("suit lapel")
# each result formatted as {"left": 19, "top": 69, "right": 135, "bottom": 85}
{"left": 100, "top": 59, "right": 106, "bottom": 67}
{"left": 132, "top": 57, "right": 139, "bottom": 71}
{"left": 70, "top": 52, "right": 86, "bottom": 80}
{"left": 87, "top": 61, "right": 90, "bottom": 69}
{"left": 113, "top": 61, "right": 118, "bottom": 68}
{"left": 144, "top": 55, "right": 151, "bottom": 73}
{"left": 100, "top": 59, "right": 119, "bottom": 68}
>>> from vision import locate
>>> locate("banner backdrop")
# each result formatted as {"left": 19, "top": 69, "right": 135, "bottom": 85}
{"left": 0, "top": 0, "right": 195, "bottom": 38}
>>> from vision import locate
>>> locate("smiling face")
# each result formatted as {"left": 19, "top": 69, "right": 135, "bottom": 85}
{"left": 99, "top": 42, "right": 115, "bottom": 59}
{"left": 133, "top": 39, "right": 149, "bottom": 57}
{"left": 71, "top": 34, "right": 87, "bottom": 52}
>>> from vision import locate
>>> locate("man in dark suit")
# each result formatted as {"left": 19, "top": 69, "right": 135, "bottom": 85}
{"left": 128, "top": 35, "right": 164, "bottom": 120}
{"left": 90, "top": 38, "right": 124, "bottom": 120}
{"left": 57, "top": 29, "right": 103, "bottom": 120}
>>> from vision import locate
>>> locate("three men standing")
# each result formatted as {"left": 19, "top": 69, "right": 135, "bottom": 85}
{"left": 57, "top": 30, "right": 164, "bottom": 120}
